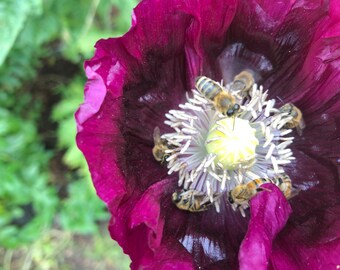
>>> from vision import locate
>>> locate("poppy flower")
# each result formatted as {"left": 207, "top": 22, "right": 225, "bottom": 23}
{"left": 76, "top": 0, "right": 340, "bottom": 269}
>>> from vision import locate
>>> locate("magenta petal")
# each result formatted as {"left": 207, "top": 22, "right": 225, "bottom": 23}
{"left": 76, "top": 90, "right": 126, "bottom": 207}
{"left": 270, "top": 205, "right": 340, "bottom": 270}
{"left": 218, "top": 0, "right": 330, "bottom": 103}
{"left": 129, "top": 179, "right": 168, "bottom": 251}
{"left": 296, "top": 21, "right": 340, "bottom": 112}
{"left": 137, "top": 239, "right": 195, "bottom": 270}
{"left": 108, "top": 178, "right": 195, "bottom": 269}
{"left": 76, "top": 66, "right": 107, "bottom": 131}
{"left": 77, "top": 0, "right": 340, "bottom": 269}
{"left": 239, "top": 184, "right": 292, "bottom": 270}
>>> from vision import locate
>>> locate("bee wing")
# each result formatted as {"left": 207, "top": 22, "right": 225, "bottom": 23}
{"left": 229, "top": 81, "right": 244, "bottom": 93}
{"left": 153, "top": 126, "right": 161, "bottom": 144}
{"left": 199, "top": 192, "right": 223, "bottom": 206}
{"left": 194, "top": 194, "right": 210, "bottom": 205}
{"left": 296, "top": 117, "right": 306, "bottom": 136}
{"left": 212, "top": 192, "right": 223, "bottom": 201}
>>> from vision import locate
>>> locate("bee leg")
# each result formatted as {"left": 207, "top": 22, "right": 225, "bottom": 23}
{"left": 276, "top": 96, "right": 284, "bottom": 105}
{"left": 231, "top": 203, "right": 238, "bottom": 211}
{"left": 239, "top": 207, "right": 246, "bottom": 218}
{"left": 256, "top": 187, "right": 272, "bottom": 193}
{"left": 214, "top": 201, "right": 220, "bottom": 213}
{"left": 296, "top": 127, "right": 303, "bottom": 136}
{"left": 296, "top": 119, "right": 306, "bottom": 136}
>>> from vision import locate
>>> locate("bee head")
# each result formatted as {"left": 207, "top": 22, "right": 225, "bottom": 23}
{"left": 171, "top": 191, "right": 181, "bottom": 203}
{"left": 233, "top": 104, "right": 240, "bottom": 112}
{"left": 226, "top": 104, "right": 240, "bottom": 117}
{"left": 226, "top": 108, "right": 234, "bottom": 117}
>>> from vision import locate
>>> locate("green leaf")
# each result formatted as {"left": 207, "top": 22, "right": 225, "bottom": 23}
{"left": 59, "top": 178, "right": 108, "bottom": 234}
{"left": 0, "top": 0, "right": 42, "bottom": 66}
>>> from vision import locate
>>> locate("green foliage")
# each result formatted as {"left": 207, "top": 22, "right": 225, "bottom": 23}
{"left": 49, "top": 0, "right": 139, "bottom": 233}
{"left": 60, "top": 0, "right": 139, "bottom": 62}
{"left": 52, "top": 77, "right": 87, "bottom": 170}
{"left": 59, "top": 178, "right": 109, "bottom": 234}
{"left": 0, "top": 0, "right": 138, "bottom": 92}
{"left": 52, "top": 76, "right": 109, "bottom": 234}
{"left": 0, "top": 227, "right": 130, "bottom": 270}
{"left": 91, "top": 228, "right": 131, "bottom": 269}
{"left": 0, "top": 1, "right": 135, "bottom": 267}
{"left": 0, "top": 92, "right": 58, "bottom": 248}
{"left": 0, "top": 0, "right": 42, "bottom": 65}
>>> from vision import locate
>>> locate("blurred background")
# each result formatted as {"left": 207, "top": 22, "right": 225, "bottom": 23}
{"left": 0, "top": 0, "right": 137, "bottom": 269}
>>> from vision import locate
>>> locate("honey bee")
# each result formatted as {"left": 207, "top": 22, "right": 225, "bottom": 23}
{"left": 152, "top": 126, "right": 170, "bottom": 163}
{"left": 172, "top": 189, "right": 221, "bottom": 212}
{"left": 278, "top": 103, "right": 306, "bottom": 135}
{"left": 229, "top": 70, "right": 255, "bottom": 99}
{"left": 195, "top": 76, "right": 240, "bottom": 116}
{"left": 228, "top": 173, "right": 293, "bottom": 209}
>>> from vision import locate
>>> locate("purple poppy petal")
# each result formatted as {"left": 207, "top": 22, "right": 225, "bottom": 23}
{"left": 296, "top": 23, "right": 340, "bottom": 112}
{"left": 263, "top": 6, "right": 340, "bottom": 267}
{"left": 331, "top": 0, "right": 340, "bottom": 20}
{"left": 284, "top": 1, "right": 340, "bottom": 112}
{"left": 270, "top": 108, "right": 340, "bottom": 269}
{"left": 77, "top": 0, "right": 235, "bottom": 200}
{"left": 76, "top": 71, "right": 126, "bottom": 206}
{"left": 219, "top": 0, "right": 330, "bottom": 102}
{"left": 239, "top": 183, "right": 292, "bottom": 270}
{"left": 108, "top": 178, "right": 195, "bottom": 269}
{"left": 270, "top": 90, "right": 340, "bottom": 265}
{"left": 79, "top": 0, "right": 238, "bottom": 267}
{"left": 119, "top": 0, "right": 238, "bottom": 147}
{"left": 129, "top": 179, "right": 169, "bottom": 251}
{"left": 162, "top": 196, "right": 249, "bottom": 269}
{"left": 76, "top": 0, "right": 237, "bottom": 266}
{"left": 135, "top": 239, "right": 195, "bottom": 270}
{"left": 76, "top": 0, "right": 340, "bottom": 269}
{"left": 269, "top": 204, "right": 340, "bottom": 270}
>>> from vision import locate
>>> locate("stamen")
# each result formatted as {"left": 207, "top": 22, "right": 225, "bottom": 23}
{"left": 271, "top": 156, "right": 279, "bottom": 173}
{"left": 263, "top": 133, "right": 274, "bottom": 148}
{"left": 180, "top": 140, "right": 192, "bottom": 154}
{"left": 265, "top": 144, "right": 276, "bottom": 160}
{"left": 182, "top": 128, "right": 198, "bottom": 135}
{"left": 156, "top": 75, "right": 298, "bottom": 215}
{"left": 280, "top": 129, "right": 292, "bottom": 136}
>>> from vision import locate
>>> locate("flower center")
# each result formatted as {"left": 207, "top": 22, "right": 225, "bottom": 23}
{"left": 155, "top": 72, "right": 300, "bottom": 213}
{"left": 205, "top": 118, "right": 259, "bottom": 170}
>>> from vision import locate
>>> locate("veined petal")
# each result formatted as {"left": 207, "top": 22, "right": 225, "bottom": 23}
{"left": 239, "top": 183, "right": 292, "bottom": 270}
{"left": 76, "top": 0, "right": 340, "bottom": 269}
{"left": 109, "top": 178, "right": 195, "bottom": 269}
{"left": 270, "top": 205, "right": 340, "bottom": 269}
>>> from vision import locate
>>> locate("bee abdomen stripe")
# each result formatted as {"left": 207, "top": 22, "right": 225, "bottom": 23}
{"left": 204, "top": 85, "right": 219, "bottom": 99}
{"left": 196, "top": 77, "right": 221, "bottom": 100}
{"left": 196, "top": 77, "right": 207, "bottom": 89}
{"left": 276, "top": 177, "right": 283, "bottom": 185}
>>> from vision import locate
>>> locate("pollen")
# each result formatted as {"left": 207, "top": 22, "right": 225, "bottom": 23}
{"left": 206, "top": 118, "right": 259, "bottom": 170}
